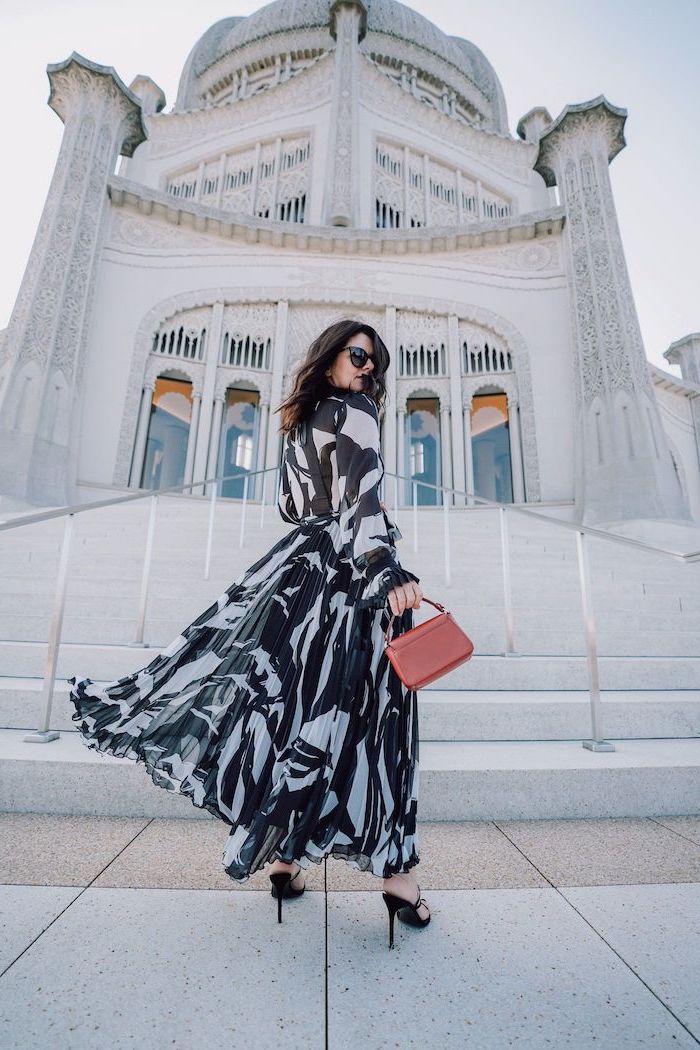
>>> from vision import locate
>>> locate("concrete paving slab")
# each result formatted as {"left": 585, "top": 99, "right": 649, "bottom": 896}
{"left": 0, "top": 887, "right": 325, "bottom": 1050}
{"left": 91, "top": 816, "right": 326, "bottom": 891}
{"left": 495, "top": 816, "right": 700, "bottom": 886}
{"left": 0, "top": 886, "right": 81, "bottom": 974}
{"left": 653, "top": 814, "right": 700, "bottom": 845}
{"left": 0, "top": 814, "right": 149, "bottom": 887}
{"left": 326, "top": 821, "right": 548, "bottom": 891}
{"left": 561, "top": 883, "right": 700, "bottom": 1039}
{"left": 326, "top": 888, "right": 698, "bottom": 1049}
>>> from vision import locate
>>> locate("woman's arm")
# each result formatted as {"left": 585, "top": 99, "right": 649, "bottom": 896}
{"left": 335, "top": 392, "right": 420, "bottom": 609}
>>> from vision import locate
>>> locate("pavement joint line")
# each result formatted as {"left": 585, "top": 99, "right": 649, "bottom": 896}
{"left": 492, "top": 818, "right": 700, "bottom": 1045}
{"left": 555, "top": 886, "right": 700, "bottom": 1047}
{"left": 0, "top": 817, "right": 154, "bottom": 981}
{"left": 647, "top": 814, "right": 700, "bottom": 848}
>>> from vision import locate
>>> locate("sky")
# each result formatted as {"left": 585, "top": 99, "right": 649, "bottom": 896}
{"left": 1, "top": 0, "right": 698, "bottom": 372}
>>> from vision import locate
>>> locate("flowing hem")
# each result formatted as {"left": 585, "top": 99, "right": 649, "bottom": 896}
{"left": 67, "top": 676, "right": 421, "bottom": 881}
{"left": 225, "top": 842, "right": 421, "bottom": 884}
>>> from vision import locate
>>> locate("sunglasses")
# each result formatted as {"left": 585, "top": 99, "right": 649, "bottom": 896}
{"left": 343, "top": 345, "right": 374, "bottom": 368}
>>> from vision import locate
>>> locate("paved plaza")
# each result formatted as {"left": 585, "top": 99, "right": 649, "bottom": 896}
{"left": 1, "top": 813, "right": 698, "bottom": 1048}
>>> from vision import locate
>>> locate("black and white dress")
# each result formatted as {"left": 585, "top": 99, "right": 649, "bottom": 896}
{"left": 68, "top": 390, "right": 421, "bottom": 881}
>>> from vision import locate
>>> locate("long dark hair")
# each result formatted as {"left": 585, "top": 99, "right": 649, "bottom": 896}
{"left": 275, "top": 318, "right": 390, "bottom": 436}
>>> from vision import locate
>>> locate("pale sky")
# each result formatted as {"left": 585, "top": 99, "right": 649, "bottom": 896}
{"left": 1, "top": 0, "right": 698, "bottom": 372}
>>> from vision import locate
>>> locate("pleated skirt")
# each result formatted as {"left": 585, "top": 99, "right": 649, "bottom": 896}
{"left": 67, "top": 516, "right": 420, "bottom": 882}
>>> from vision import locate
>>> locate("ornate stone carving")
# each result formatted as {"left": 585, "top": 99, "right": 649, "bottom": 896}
{"left": 0, "top": 53, "right": 146, "bottom": 504}
{"left": 326, "top": 5, "right": 363, "bottom": 225}
{"left": 359, "top": 56, "right": 533, "bottom": 184}
{"left": 535, "top": 96, "right": 687, "bottom": 521}
{"left": 148, "top": 51, "right": 333, "bottom": 159}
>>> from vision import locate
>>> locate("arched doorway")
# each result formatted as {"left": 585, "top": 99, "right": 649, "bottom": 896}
{"left": 217, "top": 386, "right": 260, "bottom": 498}
{"left": 140, "top": 376, "right": 193, "bottom": 490}
{"left": 406, "top": 395, "right": 440, "bottom": 505}
{"left": 471, "top": 391, "right": 513, "bottom": 503}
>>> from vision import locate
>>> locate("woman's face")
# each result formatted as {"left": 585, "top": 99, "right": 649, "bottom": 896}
{"left": 325, "top": 331, "right": 376, "bottom": 391}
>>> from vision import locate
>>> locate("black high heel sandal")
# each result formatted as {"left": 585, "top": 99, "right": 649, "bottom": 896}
{"left": 269, "top": 865, "right": 306, "bottom": 923}
{"left": 381, "top": 885, "right": 431, "bottom": 949}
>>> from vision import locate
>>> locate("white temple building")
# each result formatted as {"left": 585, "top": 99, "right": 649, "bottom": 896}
{"left": 1, "top": 0, "right": 699, "bottom": 526}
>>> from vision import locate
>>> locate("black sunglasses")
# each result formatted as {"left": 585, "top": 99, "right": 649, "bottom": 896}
{"left": 343, "top": 345, "right": 374, "bottom": 368}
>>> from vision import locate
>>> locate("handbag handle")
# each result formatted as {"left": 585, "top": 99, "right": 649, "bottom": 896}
{"left": 384, "top": 596, "right": 446, "bottom": 647}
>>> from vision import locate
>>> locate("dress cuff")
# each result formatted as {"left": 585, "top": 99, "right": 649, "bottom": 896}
{"left": 356, "top": 563, "right": 421, "bottom": 610}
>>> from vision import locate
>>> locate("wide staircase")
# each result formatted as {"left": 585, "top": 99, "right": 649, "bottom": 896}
{"left": 1, "top": 487, "right": 699, "bottom": 821}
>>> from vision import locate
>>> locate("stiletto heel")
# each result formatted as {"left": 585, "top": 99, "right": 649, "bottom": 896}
{"left": 381, "top": 885, "right": 431, "bottom": 948}
{"left": 269, "top": 865, "right": 306, "bottom": 923}
{"left": 382, "top": 892, "right": 403, "bottom": 949}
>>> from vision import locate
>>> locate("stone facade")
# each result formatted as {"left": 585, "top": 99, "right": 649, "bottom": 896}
{"left": 0, "top": 1, "right": 698, "bottom": 523}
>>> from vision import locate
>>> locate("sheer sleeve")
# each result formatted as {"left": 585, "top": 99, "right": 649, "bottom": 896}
{"left": 334, "top": 392, "right": 420, "bottom": 609}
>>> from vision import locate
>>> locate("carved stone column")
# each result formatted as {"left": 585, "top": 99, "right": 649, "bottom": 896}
{"left": 184, "top": 393, "right": 202, "bottom": 487}
{"left": 448, "top": 315, "right": 466, "bottom": 507}
{"left": 265, "top": 300, "right": 289, "bottom": 476}
{"left": 439, "top": 405, "right": 452, "bottom": 504}
{"left": 325, "top": 1, "right": 367, "bottom": 226}
{"left": 383, "top": 306, "right": 398, "bottom": 508}
{"left": 255, "top": 399, "right": 270, "bottom": 502}
{"left": 535, "top": 96, "right": 688, "bottom": 524}
{"left": 129, "top": 379, "right": 155, "bottom": 487}
{"left": 192, "top": 302, "right": 224, "bottom": 494}
{"left": 508, "top": 396, "right": 525, "bottom": 503}
{"left": 206, "top": 396, "right": 226, "bottom": 486}
{"left": 397, "top": 405, "right": 406, "bottom": 507}
{"left": 0, "top": 53, "right": 145, "bottom": 506}
{"left": 463, "top": 399, "right": 475, "bottom": 504}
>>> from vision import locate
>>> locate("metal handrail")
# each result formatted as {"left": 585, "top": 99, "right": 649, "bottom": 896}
{"left": 4, "top": 461, "right": 698, "bottom": 753}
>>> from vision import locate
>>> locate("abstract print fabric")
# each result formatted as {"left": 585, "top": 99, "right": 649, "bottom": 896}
{"left": 68, "top": 390, "right": 421, "bottom": 881}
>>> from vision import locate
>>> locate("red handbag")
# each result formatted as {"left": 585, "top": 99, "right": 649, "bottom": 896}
{"left": 383, "top": 597, "right": 474, "bottom": 690}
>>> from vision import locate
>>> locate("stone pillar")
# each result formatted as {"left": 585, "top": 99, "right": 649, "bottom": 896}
{"left": 128, "top": 380, "right": 155, "bottom": 487}
{"left": 397, "top": 406, "right": 406, "bottom": 506}
{"left": 383, "top": 306, "right": 398, "bottom": 507}
{"left": 439, "top": 405, "right": 452, "bottom": 504}
{"left": 448, "top": 315, "right": 466, "bottom": 507}
{"left": 255, "top": 399, "right": 270, "bottom": 501}
{"left": 666, "top": 334, "right": 700, "bottom": 480}
{"left": 206, "top": 396, "right": 226, "bottom": 485}
{"left": 463, "top": 400, "right": 475, "bottom": 504}
{"left": 183, "top": 393, "right": 202, "bottom": 487}
{"left": 192, "top": 302, "right": 224, "bottom": 493}
{"left": 265, "top": 300, "right": 289, "bottom": 477}
{"left": 535, "top": 96, "right": 688, "bottom": 524}
{"left": 325, "top": 1, "right": 367, "bottom": 225}
{"left": 0, "top": 53, "right": 145, "bottom": 507}
{"left": 508, "top": 397, "right": 525, "bottom": 503}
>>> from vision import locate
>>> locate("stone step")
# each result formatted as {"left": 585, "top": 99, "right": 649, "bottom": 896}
{"left": 1, "top": 591, "right": 697, "bottom": 632}
{"left": 1, "top": 610, "right": 699, "bottom": 655}
{"left": 3, "top": 678, "right": 699, "bottom": 740}
{"left": 1, "top": 729, "right": 698, "bottom": 821}
{"left": 1, "top": 640, "right": 699, "bottom": 689}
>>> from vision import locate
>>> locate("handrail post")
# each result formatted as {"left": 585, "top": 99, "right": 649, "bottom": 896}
{"left": 443, "top": 488, "right": 451, "bottom": 586}
{"left": 412, "top": 481, "right": 418, "bottom": 552}
{"left": 239, "top": 474, "right": 249, "bottom": 548}
{"left": 575, "top": 530, "right": 615, "bottom": 751}
{"left": 131, "top": 494, "right": 158, "bottom": 646}
{"left": 499, "top": 506, "right": 516, "bottom": 656}
{"left": 24, "top": 514, "right": 75, "bottom": 742}
{"left": 204, "top": 480, "right": 218, "bottom": 581}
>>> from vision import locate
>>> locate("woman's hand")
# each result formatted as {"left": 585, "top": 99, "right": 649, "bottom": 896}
{"left": 387, "top": 580, "right": 423, "bottom": 617}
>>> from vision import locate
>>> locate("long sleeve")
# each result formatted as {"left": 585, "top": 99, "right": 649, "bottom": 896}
{"left": 334, "top": 392, "right": 420, "bottom": 609}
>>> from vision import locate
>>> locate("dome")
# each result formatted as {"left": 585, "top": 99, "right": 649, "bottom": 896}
{"left": 176, "top": 0, "right": 507, "bottom": 132}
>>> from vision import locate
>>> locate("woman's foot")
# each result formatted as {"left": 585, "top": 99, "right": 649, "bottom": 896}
{"left": 269, "top": 858, "right": 305, "bottom": 890}
{"left": 382, "top": 871, "right": 430, "bottom": 921}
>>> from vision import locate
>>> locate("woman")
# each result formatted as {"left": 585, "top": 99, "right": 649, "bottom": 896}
{"left": 67, "top": 318, "right": 430, "bottom": 948}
